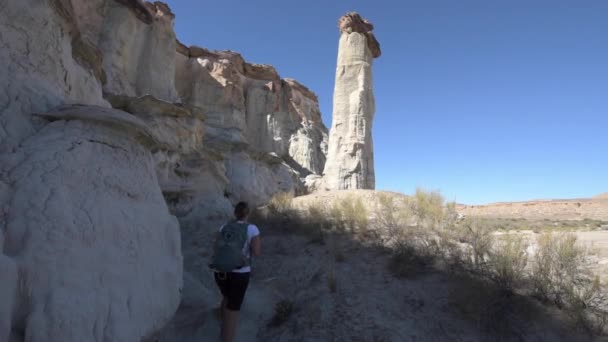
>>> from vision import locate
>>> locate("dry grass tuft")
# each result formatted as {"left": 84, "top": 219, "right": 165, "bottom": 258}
{"left": 267, "top": 192, "right": 294, "bottom": 216}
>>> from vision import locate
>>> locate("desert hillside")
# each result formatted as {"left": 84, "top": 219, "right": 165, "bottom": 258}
{"left": 457, "top": 194, "right": 608, "bottom": 221}
{"left": 595, "top": 193, "right": 608, "bottom": 199}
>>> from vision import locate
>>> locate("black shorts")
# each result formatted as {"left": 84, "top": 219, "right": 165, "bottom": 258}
{"left": 214, "top": 272, "right": 250, "bottom": 311}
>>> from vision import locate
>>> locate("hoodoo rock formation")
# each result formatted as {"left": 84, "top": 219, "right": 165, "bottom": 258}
{"left": 0, "top": 0, "right": 328, "bottom": 341}
{"left": 322, "top": 12, "right": 380, "bottom": 190}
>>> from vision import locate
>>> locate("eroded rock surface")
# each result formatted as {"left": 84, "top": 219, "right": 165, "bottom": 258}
{"left": 99, "top": 1, "right": 179, "bottom": 102}
{"left": 0, "top": 0, "right": 108, "bottom": 153}
{"left": 1, "top": 1, "right": 333, "bottom": 341}
{"left": 172, "top": 44, "right": 328, "bottom": 222}
{"left": 174, "top": 46, "right": 328, "bottom": 177}
{"left": 1, "top": 106, "right": 182, "bottom": 342}
{"left": 322, "top": 13, "right": 380, "bottom": 190}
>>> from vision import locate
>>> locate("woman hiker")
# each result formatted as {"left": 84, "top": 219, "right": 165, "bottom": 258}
{"left": 210, "top": 201, "right": 261, "bottom": 342}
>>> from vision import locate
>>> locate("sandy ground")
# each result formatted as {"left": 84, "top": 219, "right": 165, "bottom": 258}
{"left": 576, "top": 231, "right": 608, "bottom": 279}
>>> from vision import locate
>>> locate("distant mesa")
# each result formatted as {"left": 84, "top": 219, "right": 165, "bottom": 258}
{"left": 595, "top": 192, "right": 608, "bottom": 199}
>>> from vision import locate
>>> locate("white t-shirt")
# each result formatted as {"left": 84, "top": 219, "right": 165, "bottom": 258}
{"left": 219, "top": 221, "right": 260, "bottom": 273}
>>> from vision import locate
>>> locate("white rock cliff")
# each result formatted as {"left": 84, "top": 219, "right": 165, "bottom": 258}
{"left": 0, "top": 1, "right": 332, "bottom": 341}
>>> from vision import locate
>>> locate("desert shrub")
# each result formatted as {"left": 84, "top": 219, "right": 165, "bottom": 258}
{"left": 352, "top": 198, "right": 369, "bottom": 232}
{"left": 381, "top": 190, "right": 464, "bottom": 275}
{"left": 457, "top": 218, "right": 494, "bottom": 271}
{"left": 267, "top": 192, "right": 294, "bottom": 216}
{"left": 443, "top": 201, "right": 460, "bottom": 229}
{"left": 328, "top": 201, "right": 345, "bottom": 230}
{"left": 434, "top": 228, "right": 469, "bottom": 270}
{"left": 388, "top": 240, "right": 434, "bottom": 278}
{"left": 448, "top": 274, "right": 532, "bottom": 338}
{"left": 300, "top": 201, "right": 326, "bottom": 243}
{"left": 329, "top": 195, "right": 369, "bottom": 233}
{"left": 375, "top": 193, "right": 411, "bottom": 246}
{"left": 531, "top": 233, "right": 585, "bottom": 305}
{"left": 307, "top": 201, "right": 325, "bottom": 221}
{"left": 376, "top": 193, "right": 410, "bottom": 234}
{"left": 488, "top": 234, "right": 529, "bottom": 291}
{"left": 269, "top": 299, "right": 295, "bottom": 327}
{"left": 413, "top": 188, "right": 445, "bottom": 229}
{"left": 530, "top": 233, "right": 608, "bottom": 333}
{"left": 568, "top": 276, "right": 608, "bottom": 334}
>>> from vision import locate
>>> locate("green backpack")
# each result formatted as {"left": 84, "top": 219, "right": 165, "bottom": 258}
{"left": 210, "top": 222, "right": 249, "bottom": 272}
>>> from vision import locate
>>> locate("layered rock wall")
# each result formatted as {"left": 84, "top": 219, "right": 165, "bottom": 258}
{"left": 172, "top": 45, "right": 328, "bottom": 222}
{"left": 0, "top": 1, "right": 187, "bottom": 341}
{"left": 322, "top": 13, "right": 380, "bottom": 190}
{"left": 0, "top": 1, "right": 330, "bottom": 340}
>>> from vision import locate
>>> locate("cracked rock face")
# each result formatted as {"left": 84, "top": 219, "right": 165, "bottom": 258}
{"left": 322, "top": 13, "right": 380, "bottom": 191}
{"left": 1, "top": 106, "right": 182, "bottom": 342}
{"left": 0, "top": 0, "right": 109, "bottom": 153}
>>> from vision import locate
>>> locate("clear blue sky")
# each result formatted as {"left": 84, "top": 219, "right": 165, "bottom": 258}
{"left": 166, "top": 0, "right": 608, "bottom": 204}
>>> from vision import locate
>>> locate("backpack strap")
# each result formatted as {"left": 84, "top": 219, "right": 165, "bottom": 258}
{"left": 237, "top": 222, "right": 250, "bottom": 266}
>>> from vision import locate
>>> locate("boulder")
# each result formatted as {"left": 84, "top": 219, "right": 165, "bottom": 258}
{"left": 1, "top": 106, "right": 183, "bottom": 342}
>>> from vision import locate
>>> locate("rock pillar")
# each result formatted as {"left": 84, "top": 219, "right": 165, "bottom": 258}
{"left": 323, "top": 12, "right": 380, "bottom": 190}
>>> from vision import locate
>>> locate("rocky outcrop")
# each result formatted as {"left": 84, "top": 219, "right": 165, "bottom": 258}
{"left": 99, "top": 1, "right": 179, "bottom": 102}
{"left": 172, "top": 44, "right": 328, "bottom": 221}
{"left": 174, "top": 45, "right": 328, "bottom": 173}
{"left": 1, "top": 0, "right": 331, "bottom": 341}
{"left": 322, "top": 13, "right": 380, "bottom": 190}
{"left": 0, "top": 0, "right": 109, "bottom": 153}
{"left": 0, "top": 1, "right": 186, "bottom": 340}
{"left": 1, "top": 106, "right": 182, "bottom": 342}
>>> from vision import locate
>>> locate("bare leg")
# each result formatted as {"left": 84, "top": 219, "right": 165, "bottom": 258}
{"left": 219, "top": 297, "right": 227, "bottom": 339}
{"left": 222, "top": 305, "right": 239, "bottom": 342}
